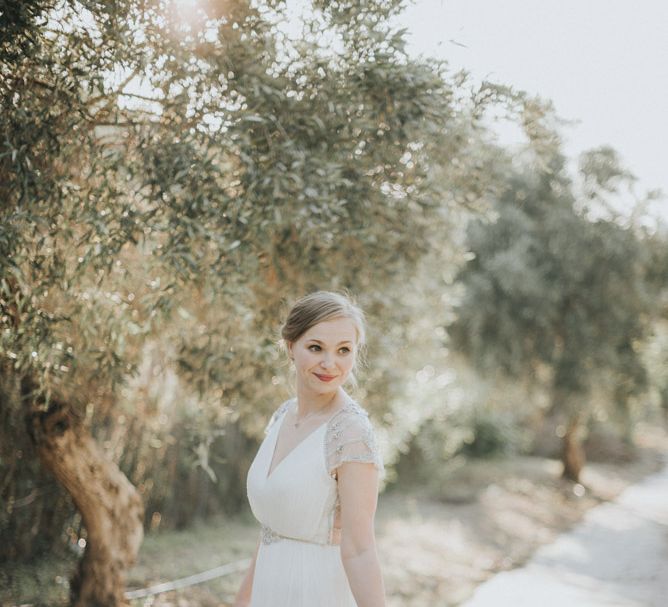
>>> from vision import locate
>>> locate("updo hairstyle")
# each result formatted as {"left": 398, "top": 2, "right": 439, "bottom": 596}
{"left": 281, "top": 291, "right": 366, "bottom": 358}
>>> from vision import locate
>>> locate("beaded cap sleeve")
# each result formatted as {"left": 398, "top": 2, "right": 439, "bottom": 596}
{"left": 325, "top": 400, "right": 384, "bottom": 478}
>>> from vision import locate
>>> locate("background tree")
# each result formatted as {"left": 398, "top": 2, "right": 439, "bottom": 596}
{"left": 449, "top": 133, "right": 658, "bottom": 482}
{"left": 1, "top": 0, "right": 505, "bottom": 604}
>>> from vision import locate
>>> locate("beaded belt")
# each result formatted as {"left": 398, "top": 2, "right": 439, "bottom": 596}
{"left": 261, "top": 524, "right": 336, "bottom": 546}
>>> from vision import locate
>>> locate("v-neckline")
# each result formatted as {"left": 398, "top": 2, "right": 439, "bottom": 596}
{"left": 265, "top": 398, "right": 346, "bottom": 481}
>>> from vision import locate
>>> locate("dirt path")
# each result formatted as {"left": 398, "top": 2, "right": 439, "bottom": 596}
{"left": 123, "top": 446, "right": 667, "bottom": 607}
{"left": 376, "top": 447, "right": 667, "bottom": 607}
{"left": 461, "top": 457, "right": 668, "bottom": 607}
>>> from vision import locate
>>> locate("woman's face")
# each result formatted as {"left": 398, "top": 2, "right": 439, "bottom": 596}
{"left": 288, "top": 316, "right": 358, "bottom": 395}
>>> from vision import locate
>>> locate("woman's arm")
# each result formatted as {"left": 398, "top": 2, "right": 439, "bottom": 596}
{"left": 233, "top": 536, "right": 260, "bottom": 607}
{"left": 338, "top": 462, "right": 386, "bottom": 607}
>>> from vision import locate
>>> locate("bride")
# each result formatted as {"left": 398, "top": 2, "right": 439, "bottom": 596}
{"left": 233, "top": 291, "right": 386, "bottom": 607}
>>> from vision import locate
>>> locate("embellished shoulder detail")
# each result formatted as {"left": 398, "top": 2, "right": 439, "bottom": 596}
{"left": 264, "top": 398, "right": 294, "bottom": 436}
{"left": 325, "top": 399, "right": 384, "bottom": 478}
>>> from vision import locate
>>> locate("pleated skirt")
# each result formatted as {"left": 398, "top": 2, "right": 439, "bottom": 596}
{"left": 250, "top": 538, "right": 357, "bottom": 607}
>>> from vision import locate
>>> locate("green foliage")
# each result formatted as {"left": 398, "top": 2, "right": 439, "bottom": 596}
{"left": 461, "top": 409, "right": 517, "bottom": 458}
{"left": 0, "top": 0, "right": 478, "bottom": 396}
{"left": 391, "top": 413, "right": 468, "bottom": 487}
{"left": 454, "top": 175, "right": 648, "bottom": 382}
{"left": 0, "top": 0, "right": 511, "bottom": 561}
{"left": 449, "top": 122, "right": 662, "bottom": 453}
{"left": 579, "top": 146, "right": 637, "bottom": 196}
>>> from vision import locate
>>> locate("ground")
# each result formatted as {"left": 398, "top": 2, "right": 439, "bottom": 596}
{"left": 462, "top": 456, "right": 668, "bottom": 606}
{"left": 377, "top": 448, "right": 665, "bottom": 606}
{"left": 4, "top": 425, "right": 666, "bottom": 607}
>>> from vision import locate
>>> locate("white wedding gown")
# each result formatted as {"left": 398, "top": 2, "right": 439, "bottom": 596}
{"left": 246, "top": 396, "right": 384, "bottom": 607}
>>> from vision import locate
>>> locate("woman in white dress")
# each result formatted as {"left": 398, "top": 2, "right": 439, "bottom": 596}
{"left": 233, "top": 291, "right": 386, "bottom": 607}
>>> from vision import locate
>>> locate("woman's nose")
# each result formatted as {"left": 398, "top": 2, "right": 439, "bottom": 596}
{"left": 320, "top": 354, "right": 335, "bottom": 368}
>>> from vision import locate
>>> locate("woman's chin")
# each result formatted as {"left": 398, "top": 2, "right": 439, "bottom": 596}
{"left": 304, "top": 378, "right": 341, "bottom": 394}
{"left": 314, "top": 383, "right": 339, "bottom": 395}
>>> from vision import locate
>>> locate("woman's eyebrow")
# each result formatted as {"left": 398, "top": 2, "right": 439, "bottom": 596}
{"left": 307, "top": 338, "right": 353, "bottom": 345}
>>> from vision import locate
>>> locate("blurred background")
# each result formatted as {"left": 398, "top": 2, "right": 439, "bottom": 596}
{"left": 1, "top": 0, "right": 667, "bottom": 606}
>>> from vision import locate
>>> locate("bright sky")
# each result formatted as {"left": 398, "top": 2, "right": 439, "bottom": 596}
{"left": 401, "top": 0, "right": 668, "bottom": 220}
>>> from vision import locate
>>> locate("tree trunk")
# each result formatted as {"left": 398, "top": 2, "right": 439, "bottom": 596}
{"left": 561, "top": 413, "right": 585, "bottom": 482}
{"left": 27, "top": 389, "right": 144, "bottom": 607}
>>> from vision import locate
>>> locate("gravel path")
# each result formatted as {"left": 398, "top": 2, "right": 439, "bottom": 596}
{"left": 461, "top": 459, "right": 668, "bottom": 607}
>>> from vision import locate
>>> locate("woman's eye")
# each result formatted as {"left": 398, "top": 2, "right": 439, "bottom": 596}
{"left": 339, "top": 347, "right": 351, "bottom": 354}
{"left": 308, "top": 344, "right": 321, "bottom": 351}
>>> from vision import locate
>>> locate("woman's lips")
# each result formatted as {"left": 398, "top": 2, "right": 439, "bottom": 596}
{"left": 314, "top": 373, "right": 337, "bottom": 382}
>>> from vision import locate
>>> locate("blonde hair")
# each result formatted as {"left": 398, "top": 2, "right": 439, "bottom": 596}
{"left": 281, "top": 291, "right": 366, "bottom": 346}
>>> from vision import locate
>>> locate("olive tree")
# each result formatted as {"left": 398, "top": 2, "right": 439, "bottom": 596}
{"left": 449, "top": 138, "right": 657, "bottom": 481}
{"left": 1, "top": 0, "right": 504, "bottom": 603}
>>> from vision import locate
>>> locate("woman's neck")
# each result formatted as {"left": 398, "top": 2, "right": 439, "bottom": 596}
{"left": 294, "top": 386, "right": 345, "bottom": 416}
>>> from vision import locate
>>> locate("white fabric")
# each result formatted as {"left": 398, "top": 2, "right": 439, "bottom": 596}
{"left": 246, "top": 396, "right": 384, "bottom": 607}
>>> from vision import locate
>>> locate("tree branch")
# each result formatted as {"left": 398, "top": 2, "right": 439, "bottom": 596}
{"left": 119, "top": 91, "right": 165, "bottom": 104}
{"left": 84, "top": 66, "right": 142, "bottom": 109}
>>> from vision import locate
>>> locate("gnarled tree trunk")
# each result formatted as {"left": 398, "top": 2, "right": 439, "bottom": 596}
{"left": 561, "top": 412, "right": 585, "bottom": 482}
{"left": 550, "top": 382, "right": 587, "bottom": 483}
{"left": 26, "top": 386, "right": 144, "bottom": 607}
